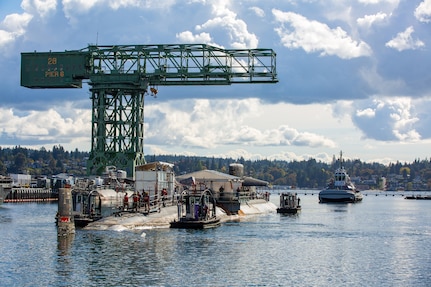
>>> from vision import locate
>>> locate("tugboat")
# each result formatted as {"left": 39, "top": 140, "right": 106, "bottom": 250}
{"left": 276, "top": 192, "right": 301, "bottom": 214}
{"left": 170, "top": 189, "right": 220, "bottom": 229}
{"left": 319, "top": 151, "right": 363, "bottom": 203}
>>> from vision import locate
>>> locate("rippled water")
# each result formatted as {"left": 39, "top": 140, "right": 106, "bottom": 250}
{"left": 1, "top": 192, "right": 430, "bottom": 287}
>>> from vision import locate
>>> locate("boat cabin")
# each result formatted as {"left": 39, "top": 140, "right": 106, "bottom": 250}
{"left": 277, "top": 192, "right": 301, "bottom": 214}
{"left": 170, "top": 189, "right": 220, "bottom": 229}
{"left": 72, "top": 190, "right": 103, "bottom": 227}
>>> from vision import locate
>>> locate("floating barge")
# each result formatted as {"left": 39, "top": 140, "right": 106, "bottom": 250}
{"left": 404, "top": 195, "right": 431, "bottom": 200}
{"left": 6, "top": 187, "right": 56, "bottom": 202}
{"left": 170, "top": 189, "right": 220, "bottom": 229}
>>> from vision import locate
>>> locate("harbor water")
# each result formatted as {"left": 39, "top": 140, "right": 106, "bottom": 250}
{"left": 1, "top": 191, "right": 430, "bottom": 287}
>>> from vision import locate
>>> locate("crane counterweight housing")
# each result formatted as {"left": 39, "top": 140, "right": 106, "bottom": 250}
{"left": 20, "top": 44, "right": 278, "bottom": 177}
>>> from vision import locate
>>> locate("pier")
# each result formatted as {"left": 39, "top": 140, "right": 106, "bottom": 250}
{"left": 4, "top": 187, "right": 57, "bottom": 203}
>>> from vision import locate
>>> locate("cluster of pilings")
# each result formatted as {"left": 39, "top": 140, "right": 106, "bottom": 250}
{"left": 5, "top": 188, "right": 57, "bottom": 202}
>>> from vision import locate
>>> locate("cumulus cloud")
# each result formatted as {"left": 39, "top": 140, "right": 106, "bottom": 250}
{"left": 352, "top": 97, "right": 421, "bottom": 141}
{"left": 272, "top": 9, "right": 372, "bottom": 59}
{"left": 0, "top": 105, "right": 91, "bottom": 149}
{"left": 0, "top": 12, "right": 33, "bottom": 49}
{"left": 62, "top": 0, "right": 176, "bottom": 21}
{"left": 411, "top": 97, "right": 431, "bottom": 138}
{"left": 0, "top": 30, "right": 14, "bottom": 48}
{"left": 415, "top": 0, "right": 431, "bottom": 22}
{"left": 208, "top": 149, "right": 332, "bottom": 162}
{"left": 249, "top": 6, "right": 265, "bottom": 18}
{"left": 21, "top": 0, "right": 57, "bottom": 18}
{"left": 356, "top": 108, "right": 375, "bottom": 118}
{"left": 357, "top": 12, "right": 388, "bottom": 29}
{"left": 62, "top": 0, "right": 99, "bottom": 19}
{"left": 144, "top": 98, "right": 335, "bottom": 150}
{"left": 359, "top": 65, "right": 406, "bottom": 94}
{"left": 108, "top": 0, "right": 176, "bottom": 10}
{"left": 176, "top": 31, "right": 221, "bottom": 47}
{"left": 193, "top": 1, "right": 259, "bottom": 48}
{"left": 385, "top": 26, "right": 425, "bottom": 51}
{"left": 358, "top": 0, "right": 399, "bottom": 4}
{"left": 293, "top": 131, "right": 336, "bottom": 148}
{"left": 144, "top": 99, "right": 256, "bottom": 149}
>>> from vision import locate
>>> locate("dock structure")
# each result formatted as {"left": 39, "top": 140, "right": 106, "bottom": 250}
{"left": 5, "top": 187, "right": 57, "bottom": 202}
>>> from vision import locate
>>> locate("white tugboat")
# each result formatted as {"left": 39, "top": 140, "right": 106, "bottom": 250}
{"left": 319, "top": 151, "right": 363, "bottom": 203}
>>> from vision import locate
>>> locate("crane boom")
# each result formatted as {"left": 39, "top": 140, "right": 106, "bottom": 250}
{"left": 21, "top": 44, "right": 277, "bottom": 88}
{"left": 21, "top": 44, "right": 278, "bottom": 176}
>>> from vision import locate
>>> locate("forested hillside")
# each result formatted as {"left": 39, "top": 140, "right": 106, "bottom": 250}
{"left": 2, "top": 146, "right": 431, "bottom": 190}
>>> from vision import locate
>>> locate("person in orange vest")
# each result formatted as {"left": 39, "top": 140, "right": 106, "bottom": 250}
{"left": 142, "top": 191, "right": 150, "bottom": 212}
{"left": 132, "top": 193, "right": 139, "bottom": 211}
{"left": 162, "top": 188, "right": 168, "bottom": 207}
{"left": 123, "top": 192, "right": 129, "bottom": 210}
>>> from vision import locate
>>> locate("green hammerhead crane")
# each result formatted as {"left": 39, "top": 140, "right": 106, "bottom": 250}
{"left": 21, "top": 44, "right": 278, "bottom": 177}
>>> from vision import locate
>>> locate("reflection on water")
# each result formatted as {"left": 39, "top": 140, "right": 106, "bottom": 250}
{"left": 57, "top": 234, "right": 75, "bottom": 256}
{"left": 1, "top": 196, "right": 431, "bottom": 286}
{"left": 0, "top": 206, "right": 12, "bottom": 223}
{"left": 331, "top": 209, "right": 348, "bottom": 212}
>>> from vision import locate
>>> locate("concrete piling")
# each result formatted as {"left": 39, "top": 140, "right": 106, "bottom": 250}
{"left": 57, "top": 187, "right": 75, "bottom": 236}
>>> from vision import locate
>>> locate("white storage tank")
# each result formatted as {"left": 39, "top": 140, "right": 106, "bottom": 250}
{"left": 117, "top": 170, "right": 127, "bottom": 179}
{"left": 229, "top": 163, "right": 244, "bottom": 177}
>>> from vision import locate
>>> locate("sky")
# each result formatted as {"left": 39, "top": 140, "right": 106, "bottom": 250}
{"left": 1, "top": 0, "right": 431, "bottom": 165}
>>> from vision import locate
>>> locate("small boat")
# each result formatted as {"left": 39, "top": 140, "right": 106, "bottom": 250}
{"left": 319, "top": 151, "right": 363, "bottom": 203}
{"left": 277, "top": 192, "right": 301, "bottom": 214}
{"left": 71, "top": 190, "right": 103, "bottom": 227}
{"left": 69, "top": 167, "right": 135, "bottom": 226}
{"left": 170, "top": 189, "right": 220, "bottom": 229}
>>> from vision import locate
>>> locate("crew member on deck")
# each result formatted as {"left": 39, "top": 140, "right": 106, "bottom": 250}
{"left": 123, "top": 192, "right": 129, "bottom": 210}
{"left": 143, "top": 191, "right": 150, "bottom": 212}
{"left": 162, "top": 188, "right": 168, "bottom": 207}
{"left": 132, "top": 193, "right": 139, "bottom": 211}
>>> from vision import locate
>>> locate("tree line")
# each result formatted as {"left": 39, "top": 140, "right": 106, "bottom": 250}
{"left": 2, "top": 146, "right": 431, "bottom": 189}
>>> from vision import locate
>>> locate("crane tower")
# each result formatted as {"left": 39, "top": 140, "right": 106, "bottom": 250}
{"left": 21, "top": 44, "right": 278, "bottom": 177}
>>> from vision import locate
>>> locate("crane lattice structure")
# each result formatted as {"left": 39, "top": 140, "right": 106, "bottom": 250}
{"left": 21, "top": 44, "right": 278, "bottom": 177}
